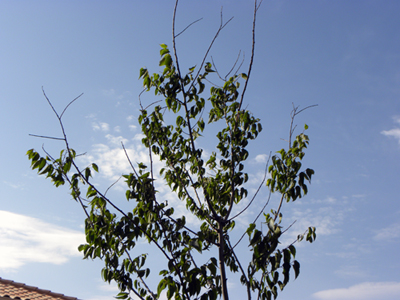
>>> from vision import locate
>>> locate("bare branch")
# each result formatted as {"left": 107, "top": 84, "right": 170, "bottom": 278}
{"left": 42, "top": 87, "right": 60, "bottom": 119}
{"left": 210, "top": 56, "right": 225, "bottom": 81}
{"left": 288, "top": 103, "right": 318, "bottom": 146}
{"left": 122, "top": 142, "right": 139, "bottom": 178}
{"left": 224, "top": 50, "right": 242, "bottom": 79}
{"left": 104, "top": 176, "right": 122, "bottom": 196}
{"left": 174, "top": 17, "right": 203, "bottom": 38}
{"left": 281, "top": 220, "right": 296, "bottom": 235}
{"left": 29, "top": 134, "right": 65, "bottom": 141}
{"left": 273, "top": 194, "right": 285, "bottom": 222}
{"left": 209, "top": 51, "right": 244, "bottom": 82}
{"left": 238, "top": 0, "right": 262, "bottom": 110}
{"left": 60, "top": 93, "right": 84, "bottom": 119}
{"left": 233, "top": 53, "right": 246, "bottom": 77}
{"left": 189, "top": 13, "right": 234, "bottom": 90}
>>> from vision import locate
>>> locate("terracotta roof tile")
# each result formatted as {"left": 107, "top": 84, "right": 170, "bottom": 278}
{"left": 0, "top": 278, "right": 80, "bottom": 300}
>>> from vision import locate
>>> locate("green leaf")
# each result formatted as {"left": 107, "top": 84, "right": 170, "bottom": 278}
{"left": 160, "top": 54, "right": 172, "bottom": 67}
{"left": 92, "top": 163, "right": 99, "bottom": 172}
{"left": 288, "top": 245, "right": 296, "bottom": 258}
{"left": 115, "top": 292, "right": 129, "bottom": 299}
{"left": 293, "top": 260, "right": 300, "bottom": 279}
{"left": 160, "top": 48, "right": 169, "bottom": 56}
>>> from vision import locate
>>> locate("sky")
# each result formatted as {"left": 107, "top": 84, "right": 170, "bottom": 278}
{"left": 0, "top": 0, "right": 400, "bottom": 299}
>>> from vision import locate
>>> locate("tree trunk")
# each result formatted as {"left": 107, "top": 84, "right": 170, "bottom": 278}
{"left": 218, "top": 222, "right": 229, "bottom": 300}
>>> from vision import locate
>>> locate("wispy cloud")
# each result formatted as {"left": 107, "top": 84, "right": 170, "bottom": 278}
{"left": 92, "top": 122, "right": 110, "bottom": 132}
{"left": 334, "top": 265, "right": 370, "bottom": 280}
{"left": 3, "top": 181, "right": 23, "bottom": 190}
{"left": 286, "top": 200, "right": 343, "bottom": 237}
{"left": 0, "top": 211, "right": 84, "bottom": 271}
{"left": 373, "top": 223, "right": 400, "bottom": 241}
{"left": 101, "top": 89, "right": 132, "bottom": 101}
{"left": 313, "top": 282, "right": 400, "bottom": 300}
{"left": 278, "top": 195, "right": 356, "bottom": 247}
{"left": 381, "top": 116, "right": 400, "bottom": 144}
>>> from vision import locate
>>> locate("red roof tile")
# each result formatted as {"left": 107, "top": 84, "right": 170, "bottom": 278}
{"left": 0, "top": 278, "right": 80, "bottom": 300}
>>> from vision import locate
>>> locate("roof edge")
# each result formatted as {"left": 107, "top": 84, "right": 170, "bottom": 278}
{"left": 0, "top": 277, "right": 80, "bottom": 300}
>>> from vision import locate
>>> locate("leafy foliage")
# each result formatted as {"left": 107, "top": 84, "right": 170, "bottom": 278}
{"left": 27, "top": 2, "right": 316, "bottom": 300}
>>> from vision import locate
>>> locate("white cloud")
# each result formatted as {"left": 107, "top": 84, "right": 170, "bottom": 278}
{"left": 133, "top": 133, "right": 145, "bottom": 141}
{"left": 86, "top": 296, "right": 115, "bottom": 300}
{"left": 253, "top": 154, "right": 268, "bottom": 164}
{"left": 381, "top": 128, "right": 400, "bottom": 140}
{"left": 82, "top": 144, "right": 137, "bottom": 181}
{"left": 80, "top": 133, "right": 153, "bottom": 184}
{"left": 0, "top": 211, "right": 84, "bottom": 271}
{"left": 114, "top": 126, "right": 121, "bottom": 133}
{"left": 86, "top": 113, "right": 96, "bottom": 120}
{"left": 129, "top": 124, "right": 138, "bottom": 131}
{"left": 95, "top": 280, "right": 120, "bottom": 293}
{"left": 381, "top": 116, "right": 400, "bottom": 144}
{"left": 92, "top": 122, "right": 110, "bottom": 132}
{"left": 105, "top": 134, "right": 128, "bottom": 147}
{"left": 313, "top": 282, "right": 400, "bottom": 300}
{"left": 373, "top": 223, "right": 400, "bottom": 241}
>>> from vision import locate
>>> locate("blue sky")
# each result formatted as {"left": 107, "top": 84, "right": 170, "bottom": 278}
{"left": 1, "top": 1, "right": 400, "bottom": 299}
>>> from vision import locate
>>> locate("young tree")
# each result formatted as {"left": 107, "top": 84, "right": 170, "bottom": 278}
{"left": 27, "top": 1, "right": 316, "bottom": 300}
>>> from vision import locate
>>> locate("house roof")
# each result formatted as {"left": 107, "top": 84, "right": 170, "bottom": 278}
{"left": 0, "top": 278, "right": 80, "bottom": 300}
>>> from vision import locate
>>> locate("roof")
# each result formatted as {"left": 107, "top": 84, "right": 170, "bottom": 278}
{"left": 0, "top": 278, "right": 80, "bottom": 300}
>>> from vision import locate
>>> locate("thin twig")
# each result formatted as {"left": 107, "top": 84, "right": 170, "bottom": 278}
{"left": 104, "top": 176, "right": 122, "bottom": 196}
{"left": 186, "top": 8, "right": 234, "bottom": 93}
{"left": 224, "top": 50, "right": 242, "bottom": 79}
{"left": 281, "top": 220, "right": 296, "bottom": 235}
{"left": 174, "top": 18, "right": 203, "bottom": 38}
{"left": 29, "top": 134, "right": 65, "bottom": 140}
{"left": 60, "top": 93, "right": 84, "bottom": 119}
{"left": 210, "top": 56, "right": 225, "bottom": 81}
{"left": 238, "top": 0, "right": 262, "bottom": 110}
{"left": 233, "top": 53, "right": 246, "bottom": 77}
{"left": 122, "top": 142, "right": 139, "bottom": 178}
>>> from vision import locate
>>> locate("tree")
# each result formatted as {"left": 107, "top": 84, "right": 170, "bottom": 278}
{"left": 27, "top": 1, "right": 316, "bottom": 300}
